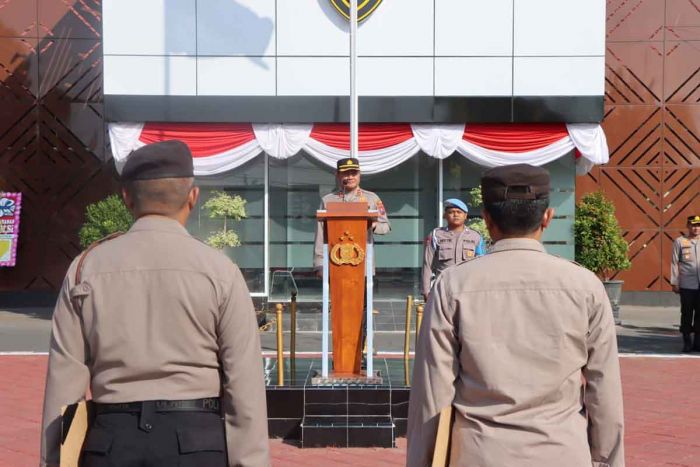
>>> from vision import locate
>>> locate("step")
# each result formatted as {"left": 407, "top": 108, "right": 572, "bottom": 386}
{"left": 300, "top": 415, "right": 395, "bottom": 448}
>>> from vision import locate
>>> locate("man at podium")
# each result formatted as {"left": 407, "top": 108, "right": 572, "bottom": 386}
{"left": 313, "top": 158, "right": 391, "bottom": 272}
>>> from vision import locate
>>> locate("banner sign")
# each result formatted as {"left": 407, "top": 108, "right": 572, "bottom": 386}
{"left": 0, "top": 192, "right": 22, "bottom": 267}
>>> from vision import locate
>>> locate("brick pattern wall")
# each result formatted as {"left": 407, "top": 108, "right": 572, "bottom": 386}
{"left": 577, "top": 0, "right": 700, "bottom": 291}
{"left": 0, "top": 0, "right": 116, "bottom": 291}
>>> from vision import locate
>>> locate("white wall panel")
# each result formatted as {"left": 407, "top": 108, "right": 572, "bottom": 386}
{"left": 357, "top": 0, "right": 433, "bottom": 56}
{"left": 514, "top": 57, "right": 605, "bottom": 96}
{"left": 104, "top": 56, "right": 197, "bottom": 95}
{"left": 435, "top": 58, "right": 512, "bottom": 96}
{"left": 198, "top": 57, "right": 276, "bottom": 95}
{"left": 358, "top": 58, "right": 432, "bottom": 96}
{"left": 103, "top": 0, "right": 196, "bottom": 55}
{"left": 514, "top": 0, "right": 605, "bottom": 56}
{"left": 103, "top": 0, "right": 606, "bottom": 98}
{"left": 435, "top": 0, "right": 512, "bottom": 56}
{"left": 276, "top": 0, "right": 348, "bottom": 56}
{"left": 197, "top": 0, "right": 276, "bottom": 56}
{"left": 277, "top": 57, "right": 349, "bottom": 96}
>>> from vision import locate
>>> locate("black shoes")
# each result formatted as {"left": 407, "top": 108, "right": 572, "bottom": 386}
{"left": 694, "top": 334, "right": 700, "bottom": 352}
{"left": 682, "top": 334, "right": 693, "bottom": 353}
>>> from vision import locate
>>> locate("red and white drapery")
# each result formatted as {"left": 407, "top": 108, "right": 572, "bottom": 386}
{"left": 109, "top": 122, "right": 608, "bottom": 176}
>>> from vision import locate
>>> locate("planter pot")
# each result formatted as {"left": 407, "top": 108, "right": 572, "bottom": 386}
{"left": 603, "top": 280, "right": 624, "bottom": 325}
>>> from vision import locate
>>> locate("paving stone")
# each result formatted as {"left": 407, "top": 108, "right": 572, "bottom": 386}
{"left": 2, "top": 355, "right": 700, "bottom": 466}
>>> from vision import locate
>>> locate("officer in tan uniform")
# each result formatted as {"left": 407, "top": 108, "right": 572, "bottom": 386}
{"left": 408, "top": 164, "right": 624, "bottom": 467}
{"left": 40, "top": 141, "right": 270, "bottom": 467}
{"left": 670, "top": 215, "right": 700, "bottom": 352}
{"left": 313, "top": 157, "right": 390, "bottom": 271}
{"left": 421, "top": 198, "right": 485, "bottom": 301}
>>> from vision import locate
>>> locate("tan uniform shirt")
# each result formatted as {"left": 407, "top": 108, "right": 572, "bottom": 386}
{"left": 421, "top": 227, "right": 484, "bottom": 297}
{"left": 671, "top": 235, "right": 699, "bottom": 290}
{"left": 408, "top": 238, "right": 624, "bottom": 467}
{"left": 41, "top": 216, "right": 270, "bottom": 467}
{"left": 313, "top": 188, "right": 390, "bottom": 269}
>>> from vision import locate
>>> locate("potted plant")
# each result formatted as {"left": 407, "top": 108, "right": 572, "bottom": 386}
{"left": 202, "top": 190, "right": 247, "bottom": 250}
{"left": 79, "top": 194, "right": 134, "bottom": 248}
{"left": 574, "top": 191, "right": 632, "bottom": 324}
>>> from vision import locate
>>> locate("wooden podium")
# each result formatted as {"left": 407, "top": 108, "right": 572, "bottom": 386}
{"left": 317, "top": 202, "right": 378, "bottom": 379}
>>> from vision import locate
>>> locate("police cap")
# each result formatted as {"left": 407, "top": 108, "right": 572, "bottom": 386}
{"left": 121, "top": 140, "right": 194, "bottom": 182}
{"left": 444, "top": 198, "right": 469, "bottom": 213}
{"left": 337, "top": 158, "right": 360, "bottom": 172}
{"left": 481, "top": 164, "right": 550, "bottom": 204}
{"left": 688, "top": 215, "right": 700, "bottom": 225}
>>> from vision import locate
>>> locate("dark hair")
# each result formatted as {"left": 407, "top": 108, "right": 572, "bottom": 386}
{"left": 123, "top": 177, "right": 194, "bottom": 215}
{"left": 484, "top": 198, "right": 549, "bottom": 235}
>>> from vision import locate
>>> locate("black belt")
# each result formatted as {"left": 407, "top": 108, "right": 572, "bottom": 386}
{"left": 95, "top": 397, "right": 221, "bottom": 414}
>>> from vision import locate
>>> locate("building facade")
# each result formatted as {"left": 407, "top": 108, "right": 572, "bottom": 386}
{"left": 1, "top": 1, "right": 693, "bottom": 297}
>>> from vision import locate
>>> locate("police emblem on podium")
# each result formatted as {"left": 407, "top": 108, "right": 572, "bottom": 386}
{"left": 330, "top": 0, "right": 383, "bottom": 22}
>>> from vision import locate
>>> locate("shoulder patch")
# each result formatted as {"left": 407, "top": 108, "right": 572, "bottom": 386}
{"left": 376, "top": 200, "right": 386, "bottom": 216}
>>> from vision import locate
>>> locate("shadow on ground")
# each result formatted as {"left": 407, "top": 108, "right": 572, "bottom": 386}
{"left": 617, "top": 324, "right": 683, "bottom": 354}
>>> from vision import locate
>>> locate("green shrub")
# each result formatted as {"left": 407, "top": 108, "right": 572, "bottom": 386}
{"left": 574, "top": 191, "right": 631, "bottom": 280}
{"left": 202, "top": 191, "right": 247, "bottom": 249}
{"left": 79, "top": 195, "right": 134, "bottom": 248}
{"left": 467, "top": 186, "right": 491, "bottom": 244}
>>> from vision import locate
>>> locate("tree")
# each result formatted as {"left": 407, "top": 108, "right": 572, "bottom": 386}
{"left": 574, "top": 191, "right": 631, "bottom": 281}
{"left": 467, "top": 186, "right": 491, "bottom": 244}
{"left": 79, "top": 195, "right": 134, "bottom": 248}
{"left": 202, "top": 191, "right": 247, "bottom": 250}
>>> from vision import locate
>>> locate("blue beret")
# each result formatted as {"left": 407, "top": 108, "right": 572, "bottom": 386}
{"left": 444, "top": 198, "right": 468, "bottom": 213}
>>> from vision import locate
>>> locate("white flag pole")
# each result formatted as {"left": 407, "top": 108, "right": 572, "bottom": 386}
{"left": 350, "top": 0, "right": 358, "bottom": 159}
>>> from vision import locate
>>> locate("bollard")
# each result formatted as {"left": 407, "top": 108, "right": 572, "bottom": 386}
{"left": 415, "top": 304, "right": 424, "bottom": 350}
{"left": 276, "top": 303, "right": 284, "bottom": 386}
{"left": 290, "top": 291, "right": 297, "bottom": 381}
{"left": 403, "top": 295, "right": 413, "bottom": 362}
{"left": 404, "top": 357, "right": 411, "bottom": 388}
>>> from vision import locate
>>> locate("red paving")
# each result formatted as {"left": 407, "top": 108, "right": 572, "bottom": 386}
{"left": 1, "top": 356, "right": 699, "bottom": 466}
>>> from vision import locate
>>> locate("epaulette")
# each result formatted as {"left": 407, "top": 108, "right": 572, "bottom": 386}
{"left": 75, "top": 232, "right": 125, "bottom": 284}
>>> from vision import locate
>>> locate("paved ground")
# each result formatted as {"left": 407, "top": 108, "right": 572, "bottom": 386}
{"left": 2, "top": 355, "right": 699, "bottom": 466}
{"left": 0, "top": 303, "right": 691, "bottom": 355}
{"left": 2, "top": 303, "right": 700, "bottom": 466}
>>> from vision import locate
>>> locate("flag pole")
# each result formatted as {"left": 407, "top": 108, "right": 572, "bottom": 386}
{"left": 350, "top": 0, "right": 358, "bottom": 159}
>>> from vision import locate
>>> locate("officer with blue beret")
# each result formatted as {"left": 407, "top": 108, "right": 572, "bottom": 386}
{"left": 421, "top": 198, "right": 485, "bottom": 300}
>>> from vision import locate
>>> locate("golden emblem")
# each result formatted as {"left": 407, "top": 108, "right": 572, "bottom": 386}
{"left": 329, "top": 0, "right": 383, "bottom": 22}
{"left": 330, "top": 231, "right": 365, "bottom": 266}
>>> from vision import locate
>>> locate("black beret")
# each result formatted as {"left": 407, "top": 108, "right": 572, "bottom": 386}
{"left": 337, "top": 158, "right": 360, "bottom": 172}
{"left": 689, "top": 215, "right": 700, "bottom": 225}
{"left": 481, "top": 164, "right": 550, "bottom": 204}
{"left": 121, "top": 140, "right": 194, "bottom": 182}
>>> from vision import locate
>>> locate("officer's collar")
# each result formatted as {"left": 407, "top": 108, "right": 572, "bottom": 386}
{"left": 338, "top": 187, "right": 363, "bottom": 198}
{"left": 129, "top": 215, "right": 190, "bottom": 236}
{"left": 489, "top": 238, "right": 546, "bottom": 254}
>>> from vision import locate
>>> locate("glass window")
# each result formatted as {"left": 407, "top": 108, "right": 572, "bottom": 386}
{"left": 442, "top": 153, "right": 576, "bottom": 259}
{"left": 268, "top": 153, "right": 335, "bottom": 301}
{"left": 188, "top": 158, "right": 265, "bottom": 293}
{"left": 362, "top": 154, "right": 438, "bottom": 299}
{"left": 269, "top": 152, "right": 438, "bottom": 301}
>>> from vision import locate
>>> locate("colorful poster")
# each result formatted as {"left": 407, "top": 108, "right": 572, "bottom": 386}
{"left": 0, "top": 193, "right": 21, "bottom": 267}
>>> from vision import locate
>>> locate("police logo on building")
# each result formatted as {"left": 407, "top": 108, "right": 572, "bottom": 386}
{"left": 330, "top": 0, "right": 383, "bottom": 22}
